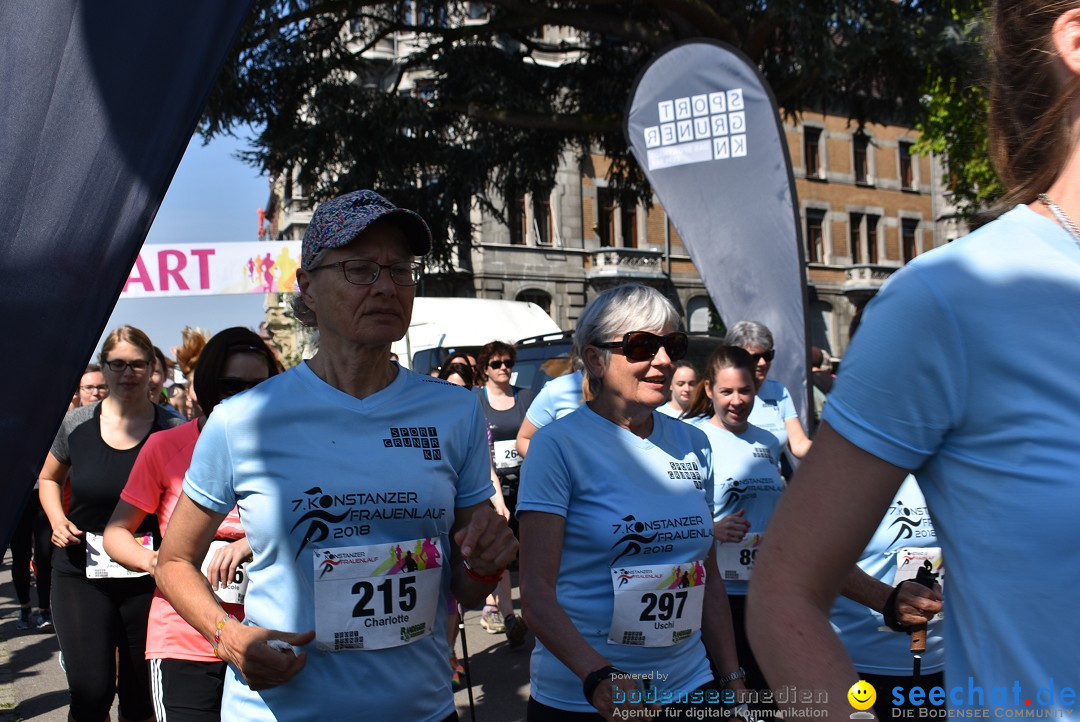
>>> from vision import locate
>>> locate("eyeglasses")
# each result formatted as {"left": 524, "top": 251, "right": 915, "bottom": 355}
{"left": 307, "top": 259, "right": 422, "bottom": 286}
{"left": 749, "top": 349, "right": 776, "bottom": 363}
{"left": 218, "top": 378, "right": 264, "bottom": 397}
{"left": 80, "top": 384, "right": 109, "bottom": 393}
{"left": 488, "top": 360, "right": 514, "bottom": 370}
{"left": 593, "top": 331, "right": 689, "bottom": 363}
{"left": 104, "top": 359, "right": 150, "bottom": 374}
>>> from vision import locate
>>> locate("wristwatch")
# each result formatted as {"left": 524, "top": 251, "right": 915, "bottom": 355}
{"left": 717, "top": 666, "right": 746, "bottom": 688}
{"left": 582, "top": 665, "right": 626, "bottom": 704}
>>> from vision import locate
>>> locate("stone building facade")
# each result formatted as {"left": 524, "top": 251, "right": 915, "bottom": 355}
{"left": 259, "top": 19, "right": 951, "bottom": 360}
{"left": 265, "top": 110, "right": 946, "bottom": 362}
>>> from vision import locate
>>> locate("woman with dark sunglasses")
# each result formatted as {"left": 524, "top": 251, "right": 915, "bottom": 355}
{"left": 724, "top": 321, "right": 812, "bottom": 468}
{"left": 474, "top": 341, "right": 533, "bottom": 645}
{"left": 518, "top": 284, "right": 745, "bottom": 721}
{"left": 103, "top": 327, "right": 278, "bottom": 721}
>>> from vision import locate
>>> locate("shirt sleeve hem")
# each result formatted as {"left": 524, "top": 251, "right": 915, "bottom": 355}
{"left": 514, "top": 500, "right": 568, "bottom": 518}
{"left": 181, "top": 478, "right": 233, "bottom": 515}
{"left": 823, "top": 398, "right": 933, "bottom": 471}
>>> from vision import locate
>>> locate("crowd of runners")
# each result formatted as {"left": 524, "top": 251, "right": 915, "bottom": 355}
{"left": 5, "top": 2, "right": 1080, "bottom": 719}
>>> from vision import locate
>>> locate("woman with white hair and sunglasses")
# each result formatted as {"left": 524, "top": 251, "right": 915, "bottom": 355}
{"left": 518, "top": 284, "right": 744, "bottom": 721}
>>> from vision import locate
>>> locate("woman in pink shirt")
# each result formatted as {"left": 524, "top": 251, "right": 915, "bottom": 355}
{"left": 104, "top": 327, "right": 279, "bottom": 721}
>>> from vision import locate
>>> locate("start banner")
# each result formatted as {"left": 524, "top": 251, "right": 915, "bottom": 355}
{"left": 120, "top": 241, "right": 301, "bottom": 298}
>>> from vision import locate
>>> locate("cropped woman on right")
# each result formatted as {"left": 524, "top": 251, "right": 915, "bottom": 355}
{"left": 749, "top": 3, "right": 1080, "bottom": 716}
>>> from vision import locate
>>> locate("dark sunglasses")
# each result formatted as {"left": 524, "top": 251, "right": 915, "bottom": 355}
{"left": 749, "top": 349, "right": 776, "bottom": 363}
{"left": 594, "top": 331, "right": 689, "bottom": 363}
{"left": 218, "top": 378, "right": 263, "bottom": 397}
{"left": 488, "top": 360, "right": 514, "bottom": 370}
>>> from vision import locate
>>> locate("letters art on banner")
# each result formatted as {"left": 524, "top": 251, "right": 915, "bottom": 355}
{"left": 121, "top": 241, "right": 302, "bottom": 298}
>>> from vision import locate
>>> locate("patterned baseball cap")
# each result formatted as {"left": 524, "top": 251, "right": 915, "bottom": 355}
{"left": 301, "top": 190, "right": 432, "bottom": 270}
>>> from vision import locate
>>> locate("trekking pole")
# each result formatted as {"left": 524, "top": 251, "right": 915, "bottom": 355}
{"left": 910, "top": 562, "right": 939, "bottom": 682}
{"left": 458, "top": 603, "right": 478, "bottom": 722}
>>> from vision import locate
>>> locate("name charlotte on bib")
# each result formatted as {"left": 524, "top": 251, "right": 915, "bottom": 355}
{"left": 312, "top": 538, "right": 443, "bottom": 651}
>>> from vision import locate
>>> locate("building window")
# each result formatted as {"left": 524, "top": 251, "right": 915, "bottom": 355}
{"left": 805, "top": 127, "right": 823, "bottom": 179}
{"left": 853, "top": 134, "right": 869, "bottom": 185}
{"left": 902, "top": 219, "right": 919, "bottom": 262}
{"left": 418, "top": 1, "right": 448, "bottom": 27}
{"left": 687, "top": 296, "right": 714, "bottom": 333}
{"left": 620, "top": 205, "right": 637, "bottom": 248}
{"left": 597, "top": 188, "right": 615, "bottom": 247}
{"left": 516, "top": 289, "right": 552, "bottom": 314}
{"left": 899, "top": 142, "right": 915, "bottom": 190}
{"left": 806, "top": 209, "right": 826, "bottom": 263}
{"left": 509, "top": 195, "right": 526, "bottom": 245}
{"left": 466, "top": 1, "right": 488, "bottom": 19}
{"left": 533, "top": 197, "right": 552, "bottom": 245}
{"left": 849, "top": 212, "right": 863, "bottom": 264}
{"left": 866, "top": 214, "right": 879, "bottom": 263}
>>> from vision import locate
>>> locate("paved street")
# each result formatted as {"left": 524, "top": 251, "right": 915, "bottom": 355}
{"left": 0, "top": 554, "right": 531, "bottom": 721}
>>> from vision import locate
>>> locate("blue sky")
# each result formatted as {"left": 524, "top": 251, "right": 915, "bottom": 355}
{"left": 98, "top": 133, "right": 271, "bottom": 359}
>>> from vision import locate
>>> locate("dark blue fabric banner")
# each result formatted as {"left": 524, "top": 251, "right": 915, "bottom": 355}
{"left": 0, "top": 1, "right": 252, "bottom": 547}
{"left": 625, "top": 39, "right": 810, "bottom": 427}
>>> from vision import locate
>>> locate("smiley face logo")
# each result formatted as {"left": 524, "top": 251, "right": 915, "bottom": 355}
{"left": 848, "top": 680, "right": 876, "bottom": 711}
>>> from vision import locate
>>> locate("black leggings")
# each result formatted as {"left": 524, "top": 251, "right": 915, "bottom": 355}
{"left": 5, "top": 494, "right": 52, "bottom": 609}
{"left": 51, "top": 567, "right": 155, "bottom": 722}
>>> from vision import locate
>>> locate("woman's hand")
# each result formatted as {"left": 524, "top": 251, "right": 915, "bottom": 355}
{"left": 715, "top": 509, "right": 750, "bottom": 543}
{"left": 205, "top": 538, "right": 252, "bottom": 590}
{"left": 215, "top": 620, "right": 315, "bottom": 691}
{"left": 51, "top": 518, "right": 83, "bottom": 548}
{"left": 893, "top": 580, "right": 943, "bottom": 626}
{"left": 454, "top": 504, "right": 518, "bottom": 576}
{"left": 589, "top": 676, "right": 660, "bottom": 721}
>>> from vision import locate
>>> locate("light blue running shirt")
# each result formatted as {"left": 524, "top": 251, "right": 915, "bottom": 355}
{"left": 824, "top": 205, "right": 1080, "bottom": 714}
{"left": 747, "top": 378, "right": 797, "bottom": 451}
{"left": 689, "top": 418, "right": 784, "bottom": 596}
{"left": 183, "top": 362, "right": 493, "bottom": 721}
{"left": 525, "top": 370, "right": 584, "bottom": 428}
{"left": 830, "top": 475, "right": 944, "bottom": 675}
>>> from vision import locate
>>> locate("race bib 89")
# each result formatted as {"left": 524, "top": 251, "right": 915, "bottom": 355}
{"left": 714, "top": 532, "right": 763, "bottom": 581}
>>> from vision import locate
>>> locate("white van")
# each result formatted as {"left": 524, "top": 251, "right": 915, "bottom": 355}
{"left": 391, "top": 298, "right": 561, "bottom": 372}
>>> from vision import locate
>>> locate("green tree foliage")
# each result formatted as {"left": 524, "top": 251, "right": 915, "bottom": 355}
{"left": 913, "top": 1, "right": 1003, "bottom": 222}
{"left": 204, "top": 0, "right": 988, "bottom": 264}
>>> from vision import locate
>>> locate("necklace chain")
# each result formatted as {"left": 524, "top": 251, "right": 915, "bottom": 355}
{"left": 1038, "top": 193, "right": 1080, "bottom": 245}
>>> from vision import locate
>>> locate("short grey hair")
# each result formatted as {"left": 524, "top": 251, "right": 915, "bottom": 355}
{"left": 575, "top": 284, "right": 681, "bottom": 394}
{"left": 724, "top": 320, "right": 774, "bottom": 351}
{"left": 289, "top": 292, "right": 318, "bottom": 328}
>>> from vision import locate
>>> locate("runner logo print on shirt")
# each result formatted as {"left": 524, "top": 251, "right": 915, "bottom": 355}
{"left": 609, "top": 513, "right": 712, "bottom": 566}
{"left": 642, "top": 89, "right": 747, "bottom": 170}
{"left": 609, "top": 561, "right": 706, "bottom": 647}
{"left": 313, "top": 538, "right": 443, "bottom": 651}
{"left": 382, "top": 426, "right": 441, "bottom": 461}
